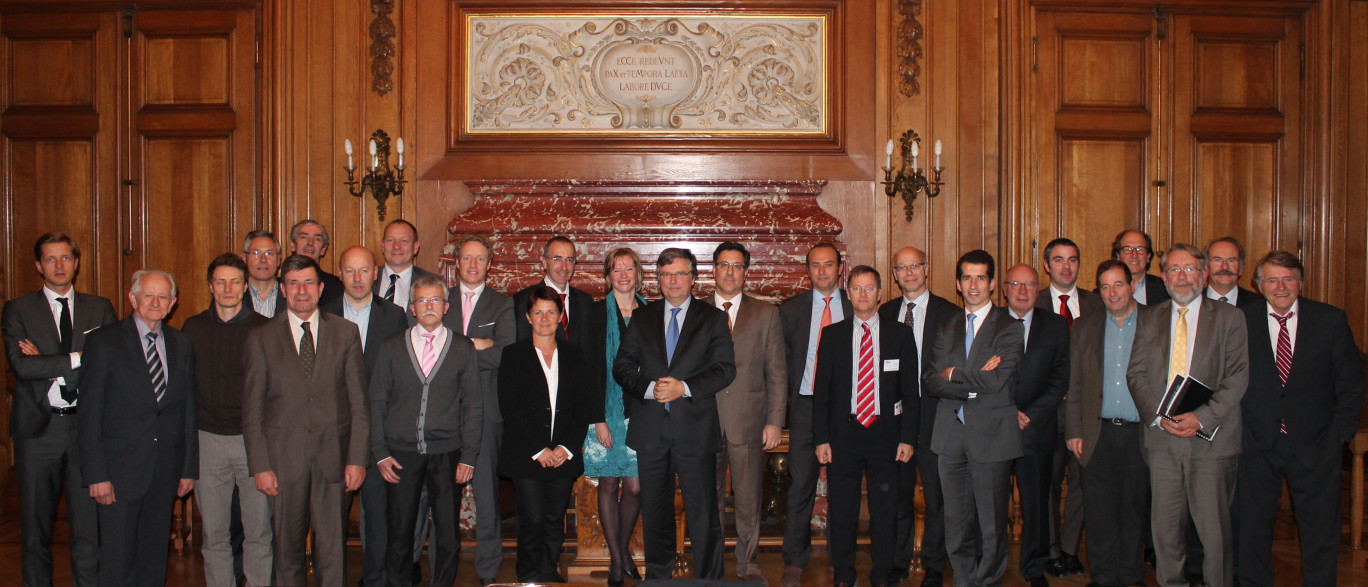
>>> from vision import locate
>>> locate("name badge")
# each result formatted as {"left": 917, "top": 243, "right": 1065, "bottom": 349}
{"left": 893, "top": 400, "right": 904, "bottom": 415}
{"left": 883, "top": 359, "right": 900, "bottom": 372}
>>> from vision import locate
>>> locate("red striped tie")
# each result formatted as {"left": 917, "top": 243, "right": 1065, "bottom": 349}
{"left": 1059, "top": 294, "right": 1073, "bottom": 330}
{"left": 1273, "top": 312, "right": 1294, "bottom": 386}
{"left": 855, "top": 323, "right": 876, "bottom": 427}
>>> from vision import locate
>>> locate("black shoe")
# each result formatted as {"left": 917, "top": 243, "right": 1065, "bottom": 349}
{"left": 411, "top": 564, "right": 422, "bottom": 586}
{"left": 623, "top": 563, "right": 643, "bottom": 581}
{"left": 1063, "top": 553, "right": 1086, "bottom": 575}
{"left": 609, "top": 580, "right": 624, "bottom": 587}
{"left": 1045, "top": 558, "right": 1067, "bottom": 578}
{"left": 1143, "top": 547, "right": 1156, "bottom": 567}
{"left": 1029, "top": 577, "right": 1050, "bottom": 587}
{"left": 920, "top": 570, "right": 944, "bottom": 587}
{"left": 889, "top": 567, "right": 909, "bottom": 584}
{"left": 479, "top": 579, "right": 497, "bottom": 587}
{"left": 1185, "top": 572, "right": 1207, "bottom": 587}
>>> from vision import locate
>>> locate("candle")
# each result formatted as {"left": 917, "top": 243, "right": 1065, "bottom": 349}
{"left": 910, "top": 141, "right": 919, "bottom": 169}
{"left": 369, "top": 139, "right": 378, "bottom": 171}
{"left": 885, "top": 139, "right": 894, "bottom": 169}
{"left": 344, "top": 139, "right": 353, "bottom": 170}
{"left": 396, "top": 137, "right": 404, "bottom": 167}
{"left": 934, "top": 139, "right": 943, "bottom": 168}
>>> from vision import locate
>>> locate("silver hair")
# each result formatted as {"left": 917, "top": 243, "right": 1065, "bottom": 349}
{"left": 242, "top": 230, "right": 280, "bottom": 254}
{"left": 130, "top": 269, "right": 178, "bottom": 298}
{"left": 409, "top": 275, "right": 449, "bottom": 303}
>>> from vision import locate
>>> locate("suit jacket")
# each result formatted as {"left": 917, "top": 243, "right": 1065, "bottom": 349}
{"left": 1034, "top": 286, "right": 1105, "bottom": 319}
{"left": 1241, "top": 297, "right": 1363, "bottom": 467}
{"left": 878, "top": 292, "right": 959, "bottom": 448}
{"left": 613, "top": 298, "right": 736, "bottom": 456}
{"left": 498, "top": 340, "right": 599, "bottom": 479}
{"left": 811, "top": 317, "right": 919, "bottom": 450}
{"left": 78, "top": 316, "right": 198, "bottom": 499}
{"left": 369, "top": 326, "right": 483, "bottom": 464}
{"left": 1064, "top": 309, "right": 1120, "bottom": 466}
{"left": 443, "top": 285, "right": 516, "bottom": 423}
{"left": 3, "top": 289, "right": 117, "bottom": 439}
{"left": 513, "top": 283, "right": 594, "bottom": 350}
{"left": 922, "top": 305, "right": 1025, "bottom": 463}
{"left": 317, "top": 269, "right": 345, "bottom": 306}
{"left": 321, "top": 295, "right": 410, "bottom": 380}
{"left": 1140, "top": 273, "right": 1170, "bottom": 306}
{"left": 779, "top": 290, "right": 854, "bottom": 401}
{"left": 1009, "top": 310, "right": 1071, "bottom": 455}
{"left": 709, "top": 294, "right": 787, "bottom": 443}
{"left": 1126, "top": 298, "right": 1249, "bottom": 457}
{"left": 1206, "top": 285, "right": 1264, "bottom": 312}
{"left": 242, "top": 311, "right": 370, "bottom": 483}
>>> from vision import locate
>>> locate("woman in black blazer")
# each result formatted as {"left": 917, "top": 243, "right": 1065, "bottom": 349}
{"left": 498, "top": 285, "right": 601, "bottom": 582}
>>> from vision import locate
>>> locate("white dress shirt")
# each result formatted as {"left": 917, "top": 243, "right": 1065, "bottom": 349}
{"left": 1168, "top": 298, "right": 1203, "bottom": 376}
{"left": 41, "top": 286, "right": 82, "bottom": 407}
{"left": 286, "top": 310, "right": 322, "bottom": 353}
{"left": 713, "top": 291, "right": 742, "bottom": 327}
{"left": 531, "top": 346, "right": 573, "bottom": 460}
{"left": 1207, "top": 286, "right": 1239, "bottom": 306}
{"left": 1048, "top": 284, "right": 1083, "bottom": 317}
{"left": 1265, "top": 300, "right": 1299, "bottom": 356}
{"left": 543, "top": 278, "right": 571, "bottom": 324}
{"left": 381, "top": 265, "right": 416, "bottom": 309}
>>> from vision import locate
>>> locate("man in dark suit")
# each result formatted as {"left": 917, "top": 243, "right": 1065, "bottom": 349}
{"left": 322, "top": 246, "right": 410, "bottom": 587}
{"left": 613, "top": 247, "right": 736, "bottom": 580}
{"left": 1035, "top": 237, "right": 1099, "bottom": 579}
{"left": 1236, "top": 251, "right": 1363, "bottom": 586}
{"left": 880, "top": 246, "right": 958, "bottom": 587}
{"left": 922, "top": 249, "right": 1024, "bottom": 587}
{"left": 514, "top": 235, "right": 593, "bottom": 347}
{"left": 814, "top": 265, "right": 918, "bottom": 587}
{"left": 79, "top": 269, "right": 197, "bottom": 587}
{"left": 242, "top": 229, "right": 286, "bottom": 318}
{"left": 372, "top": 275, "right": 483, "bottom": 587}
{"left": 1002, "top": 264, "right": 1070, "bottom": 587}
{"left": 1065, "top": 260, "right": 1149, "bottom": 587}
{"left": 1113, "top": 230, "right": 1170, "bottom": 306}
{"left": 288, "top": 219, "right": 344, "bottom": 306}
{"left": 1205, "top": 237, "right": 1264, "bottom": 311}
{"left": 708, "top": 241, "right": 787, "bottom": 582}
{"left": 243, "top": 254, "right": 370, "bottom": 586}
{"left": 2, "top": 232, "right": 116, "bottom": 586}
{"left": 374, "top": 219, "right": 439, "bottom": 316}
{"left": 443, "top": 234, "right": 516, "bottom": 586}
{"left": 779, "top": 242, "right": 852, "bottom": 587}
{"left": 1126, "top": 243, "right": 1249, "bottom": 587}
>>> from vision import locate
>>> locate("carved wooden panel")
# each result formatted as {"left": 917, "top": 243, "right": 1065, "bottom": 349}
{"left": 1194, "top": 40, "right": 1278, "bottom": 111}
{"left": 143, "top": 35, "right": 231, "bottom": 105}
{"left": 7, "top": 37, "right": 95, "bottom": 106}
{"left": 4, "top": 140, "right": 97, "bottom": 286}
{"left": 1057, "top": 138, "right": 1147, "bottom": 286}
{"left": 1193, "top": 141, "right": 1277, "bottom": 278}
{"left": 1059, "top": 36, "right": 1149, "bottom": 110}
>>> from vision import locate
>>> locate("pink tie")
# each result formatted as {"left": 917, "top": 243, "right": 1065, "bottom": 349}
{"left": 855, "top": 323, "right": 876, "bottom": 427}
{"left": 462, "top": 291, "right": 476, "bottom": 335}
{"left": 420, "top": 333, "right": 437, "bottom": 376}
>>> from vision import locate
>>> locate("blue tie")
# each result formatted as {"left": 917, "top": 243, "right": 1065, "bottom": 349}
{"left": 958, "top": 313, "right": 977, "bottom": 423}
{"left": 664, "top": 307, "right": 681, "bottom": 412}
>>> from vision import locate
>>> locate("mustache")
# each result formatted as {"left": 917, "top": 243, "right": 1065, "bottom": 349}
{"left": 420, "top": 310, "right": 441, "bottom": 318}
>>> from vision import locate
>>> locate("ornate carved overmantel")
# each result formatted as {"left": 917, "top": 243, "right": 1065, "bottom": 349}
{"left": 440, "top": 180, "right": 844, "bottom": 300}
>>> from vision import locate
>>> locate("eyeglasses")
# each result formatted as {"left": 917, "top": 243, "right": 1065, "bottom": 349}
{"left": 893, "top": 263, "right": 926, "bottom": 272}
{"left": 848, "top": 285, "right": 879, "bottom": 294}
{"left": 1120, "top": 246, "right": 1149, "bottom": 255}
{"left": 1165, "top": 266, "right": 1201, "bottom": 275}
{"left": 543, "top": 255, "right": 576, "bottom": 265}
{"left": 1003, "top": 281, "right": 1038, "bottom": 289}
{"left": 247, "top": 250, "right": 278, "bottom": 259}
{"left": 716, "top": 262, "right": 747, "bottom": 271}
{"left": 659, "top": 271, "right": 692, "bottom": 280}
{"left": 412, "top": 297, "right": 445, "bottom": 306}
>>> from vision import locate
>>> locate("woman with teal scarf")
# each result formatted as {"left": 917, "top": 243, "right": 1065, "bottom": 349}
{"left": 583, "top": 248, "right": 647, "bottom": 586}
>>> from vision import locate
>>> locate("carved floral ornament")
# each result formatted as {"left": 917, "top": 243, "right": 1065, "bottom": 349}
{"left": 463, "top": 14, "right": 828, "bottom": 134}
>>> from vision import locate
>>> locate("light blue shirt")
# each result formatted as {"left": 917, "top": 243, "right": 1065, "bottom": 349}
{"left": 1009, "top": 307, "right": 1034, "bottom": 351}
{"left": 800, "top": 291, "right": 845, "bottom": 396}
{"left": 134, "top": 317, "right": 168, "bottom": 376}
{"left": 1101, "top": 310, "right": 1141, "bottom": 421}
{"left": 342, "top": 297, "right": 373, "bottom": 351}
{"left": 645, "top": 297, "right": 693, "bottom": 399}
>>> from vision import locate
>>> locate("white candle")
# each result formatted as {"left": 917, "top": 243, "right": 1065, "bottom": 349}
{"left": 344, "top": 139, "right": 353, "bottom": 170}
{"left": 396, "top": 137, "right": 404, "bottom": 167}
{"left": 885, "top": 139, "right": 894, "bottom": 169}
{"left": 369, "top": 139, "right": 378, "bottom": 170}
{"left": 910, "top": 141, "right": 919, "bottom": 169}
{"left": 934, "top": 139, "right": 943, "bottom": 168}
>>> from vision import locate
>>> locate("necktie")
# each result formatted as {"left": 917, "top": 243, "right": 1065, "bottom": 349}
{"left": 855, "top": 323, "right": 876, "bottom": 427}
{"left": 723, "top": 301, "right": 733, "bottom": 332}
{"left": 559, "top": 293, "right": 569, "bottom": 334}
{"left": 145, "top": 332, "right": 166, "bottom": 403}
{"left": 1220, "top": 296, "right": 1230, "bottom": 305}
{"left": 1273, "top": 312, "right": 1295, "bottom": 386}
{"left": 384, "top": 274, "right": 398, "bottom": 303}
{"left": 1059, "top": 294, "right": 1073, "bottom": 330}
{"left": 462, "top": 291, "right": 477, "bottom": 335}
{"left": 420, "top": 332, "right": 437, "bottom": 377}
{"left": 812, "top": 296, "right": 834, "bottom": 376}
{"left": 57, "top": 297, "right": 75, "bottom": 403}
{"left": 1169, "top": 308, "right": 1189, "bottom": 383}
{"left": 665, "top": 307, "right": 681, "bottom": 412}
{"left": 299, "top": 321, "right": 316, "bottom": 379}
{"left": 959, "top": 313, "right": 976, "bottom": 423}
{"left": 903, "top": 301, "right": 916, "bottom": 329}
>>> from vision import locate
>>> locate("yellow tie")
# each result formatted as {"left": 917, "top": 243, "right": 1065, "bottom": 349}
{"left": 1169, "top": 308, "right": 1189, "bottom": 383}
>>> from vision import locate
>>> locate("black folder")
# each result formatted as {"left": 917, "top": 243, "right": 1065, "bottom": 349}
{"left": 1157, "top": 374, "right": 1220, "bottom": 441}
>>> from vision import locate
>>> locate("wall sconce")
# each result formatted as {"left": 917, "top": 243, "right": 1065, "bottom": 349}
{"left": 344, "top": 129, "right": 407, "bottom": 221}
{"left": 882, "top": 129, "right": 945, "bottom": 220}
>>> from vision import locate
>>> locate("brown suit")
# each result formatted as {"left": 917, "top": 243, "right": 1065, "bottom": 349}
{"left": 709, "top": 293, "right": 787, "bottom": 577}
{"left": 242, "top": 311, "right": 369, "bottom": 586}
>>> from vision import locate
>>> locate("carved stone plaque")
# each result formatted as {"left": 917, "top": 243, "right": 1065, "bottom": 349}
{"left": 463, "top": 13, "right": 828, "bottom": 134}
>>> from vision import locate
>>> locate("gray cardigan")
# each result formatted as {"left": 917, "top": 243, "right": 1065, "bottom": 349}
{"left": 369, "top": 326, "right": 484, "bottom": 465}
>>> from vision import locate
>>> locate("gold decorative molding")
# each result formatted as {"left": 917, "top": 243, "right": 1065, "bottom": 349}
{"left": 369, "top": 0, "right": 397, "bottom": 96}
{"left": 896, "top": 0, "right": 925, "bottom": 97}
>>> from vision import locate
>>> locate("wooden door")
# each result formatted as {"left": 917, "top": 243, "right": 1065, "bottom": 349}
{"left": 125, "top": 8, "right": 258, "bottom": 326}
{"left": 1029, "top": 10, "right": 1160, "bottom": 290}
{"left": 1168, "top": 13, "right": 1302, "bottom": 283}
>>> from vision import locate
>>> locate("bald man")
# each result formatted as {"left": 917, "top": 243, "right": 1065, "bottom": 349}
{"left": 879, "top": 247, "right": 960, "bottom": 586}
{"left": 321, "top": 246, "right": 409, "bottom": 586}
